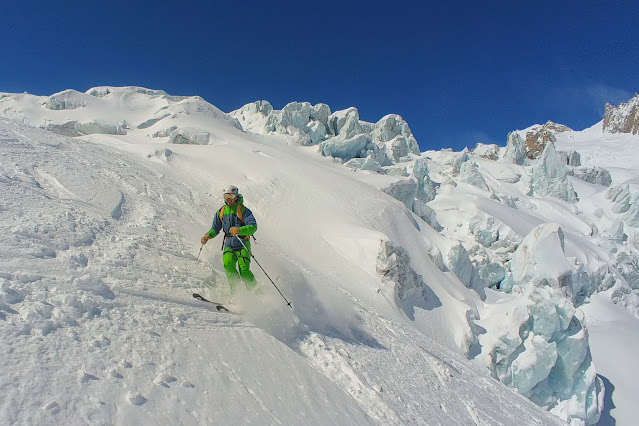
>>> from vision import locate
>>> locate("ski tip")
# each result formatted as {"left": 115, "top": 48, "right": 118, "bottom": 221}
{"left": 193, "top": 293, "right": 232, "bottom": 313}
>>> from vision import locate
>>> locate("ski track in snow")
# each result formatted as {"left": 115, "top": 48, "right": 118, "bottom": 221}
{"left": 0, "top": 117, "right": 566, "bottom": 425}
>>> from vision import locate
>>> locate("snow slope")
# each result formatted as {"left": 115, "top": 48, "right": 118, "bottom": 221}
{"left": 1, "top": 86, "right": 638, "bottom": 425}
{"left": 0, "top": 117, "right": 561, "bottom": 425}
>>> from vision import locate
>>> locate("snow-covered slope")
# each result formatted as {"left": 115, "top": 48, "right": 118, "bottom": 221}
{"left": 1, "top": 87, "right": 638, "bottom": 425}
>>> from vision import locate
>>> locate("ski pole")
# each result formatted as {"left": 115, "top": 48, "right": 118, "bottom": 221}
{"left": 197, "top": 243, "right": 204, "bottom": 260}
{"left": 235, "top": 236, "right": 292, "bottom": 308}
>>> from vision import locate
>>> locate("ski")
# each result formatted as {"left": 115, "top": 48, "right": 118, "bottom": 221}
{"left": 192, "top": 293, "right": 231, "bottom": 313}
{"left": 113, "top": 287, "right": 234, "bottom": 314}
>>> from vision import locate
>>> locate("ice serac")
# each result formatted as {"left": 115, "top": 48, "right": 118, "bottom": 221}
{"left": 46, "top": 120, "right": 127, "bottom": 136}
{"left": 484, "top": 223, "right": 604, "bottom": 424}
{"left": 451, "top": 148, "right": 470, "bottom": 175}
{"left": 264, "top": 102, "right": 331, "bottom": 145}
{"left": 603, "top": 93, "right": 639, "bottom": 134}
{"left": 465, "top": 211, "right": 520, "bottom": 290}
{"left": 381, "top": 178, "right": 417, "bottom": 210}
{"left": 502, "top": 223, "right": 602, "bottom": 306}
{"left": 86, "top": 86, "right": 110, "bottom": 97}
{"left": 480, "top": 281, "right": 603, "bottom": 426}
{"left": 168, "top": 127, "right": 210, "bottom": 145}
{"left": 231, "top": 101, "right": 419, "bottom": 166}
{"left": 344, "top": 157, "right": 383, "bottom": 173}
{"left": 381, "top": 158, "right": 440, "bottom": 227}
{"left": 607, "top": 182, "right": 639, "bottom": 228}
{"left": 502, "top": 131, "right": 526, "bottom": 165}
{"left": 326, "top": 107, "right": 361, "bottom": 140}
{"left": 76, "top": 121, "right": 127, "bottom": 136}
{"left": 568, "top": 166, "right": 612, "bottom": 186}
{"left": 44, "top": 89, "right": 89, "bottom": 110}
{"left": 319, "top": 134, "right": 372, "bottom": 163}
{"left": 558, "top": 150, "right": 581, "bottom": 167}
{"left": 530, "top": 142, "right": 577, "bottom": 202}
{"left": 459, "top": 161, "right": 490, "bottom": 191}
{"left": 445, "top": 243, "right": 485, "bottom": 296}
{"left": 606, "top": 182, "right": 639, "bottom": 252}
{"left": 506, "top": 223, "right": 572, "bottom": 292}
{"left": 137, "top": 113, "right": 171, "bottom": 129}
{"left": 412, "top": 158, "right": 438, "bottom": 203}
{"left": 371, "top": 114, "right": 420, "bottom": 156}
{"left": 376, "top": 240, "right": 428, "bottom": 304}
{"left": 234, "top": 100, "right": 273, "bottom": 123}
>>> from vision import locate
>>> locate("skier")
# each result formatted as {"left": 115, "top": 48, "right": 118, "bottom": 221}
{"left": 200, "top": 185, "right": 257, "bottom": 292}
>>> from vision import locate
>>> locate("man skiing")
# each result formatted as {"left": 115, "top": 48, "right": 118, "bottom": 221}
{"left": 201, "top": 185, "right": 257, "bottom": 292}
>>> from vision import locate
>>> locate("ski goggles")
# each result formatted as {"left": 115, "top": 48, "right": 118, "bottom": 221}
{"left": 224, "top": 193, "right": 237, "bottom": 202}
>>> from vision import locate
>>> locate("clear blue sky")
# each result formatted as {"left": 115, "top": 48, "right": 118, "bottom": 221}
{"left": 2, "top": 0, "right": 637, "bottom": 151}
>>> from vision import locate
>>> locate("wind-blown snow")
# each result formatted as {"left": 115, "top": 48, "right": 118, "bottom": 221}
{"left": 1, "top": 86, "right": 638, "bottom": 425}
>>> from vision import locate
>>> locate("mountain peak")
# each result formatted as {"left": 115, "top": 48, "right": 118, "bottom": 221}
{"left": 603, "top": 93, "right": 639, "bottom": 135}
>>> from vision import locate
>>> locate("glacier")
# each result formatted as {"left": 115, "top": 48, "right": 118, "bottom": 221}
{"left": 2, "top": 86, "right": 639, "bottom": 425}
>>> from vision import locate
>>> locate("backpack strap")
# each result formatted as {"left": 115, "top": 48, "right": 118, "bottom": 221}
{"left": 219, "top": 205, "right": 250, "bottom": 246}
{"left": 236, "top": 204, "right": 244, "bottom": 224}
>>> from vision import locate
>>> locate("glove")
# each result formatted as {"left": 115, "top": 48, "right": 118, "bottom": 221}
{"left": 201, "top": 234, "right": 211, "bottom": 245}
{"left": 229, "top": 227, "right": 240, "bottom": 236}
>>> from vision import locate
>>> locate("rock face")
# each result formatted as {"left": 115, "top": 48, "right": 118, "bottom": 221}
{"left": 524, "top": 121, "right": 572, "bottom": 159}
{"left": 472, "top": 143, "right": 500, "bottom": 160}
{"left": 603, "top": 94, "right": 639, "bottom": 134}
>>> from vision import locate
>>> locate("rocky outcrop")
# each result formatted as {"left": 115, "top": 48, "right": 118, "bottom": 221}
{"left": 603, "top": 94, "right": 639, "bottom": 134}
{"left": 472, "top": 143, "right": 500, "bottom": 160}
{"left": 524, "top": 121, "right": 572, "bottom": 160}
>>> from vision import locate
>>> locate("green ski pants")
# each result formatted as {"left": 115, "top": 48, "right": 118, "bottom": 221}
{"left": 223, "top": 244, "right": 256, "bottom": 292}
